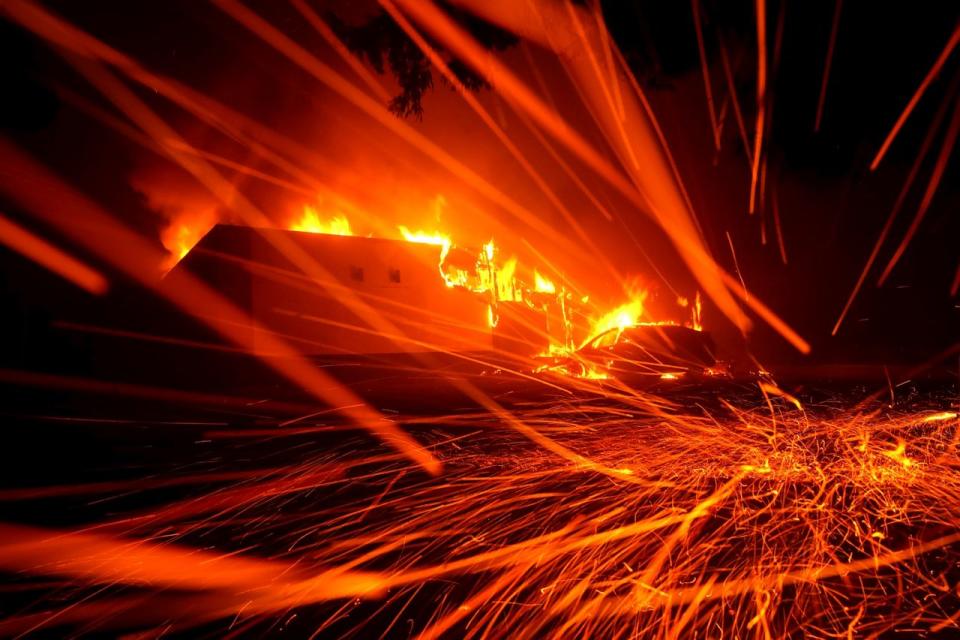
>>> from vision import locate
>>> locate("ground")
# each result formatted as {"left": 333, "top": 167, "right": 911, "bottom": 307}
{"left": 0, "top": 367, "right": 956, "bottom": 638}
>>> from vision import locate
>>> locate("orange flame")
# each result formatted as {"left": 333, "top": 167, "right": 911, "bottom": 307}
{"left": 397, "top": 226, "right": 451, "bottom": 252}
{"left": 588, "top": 290, "right": 647, "bottom": 342}
{"left": 690, "top": 291, "right": 703, "bottom": 331}
{"left": 285, "top": 206, "right": 704, "bottom": 351}
{"left": 160, "top": 210, "right": 216, "bottom": 271}
{"left": 483, "top": 239, "right": 495, "bottom": 262}
{"left": 291, "top": 207, "right": 353, "bottom": 236}
{"left": 495, "top": 256, "right": 518, "bottom": 301}
{"left": 534, "top": 270, "right": 556, "bottom": 294}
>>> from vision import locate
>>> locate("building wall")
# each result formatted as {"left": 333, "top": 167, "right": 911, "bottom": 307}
{"left": 179, "top": 226, "right": 493, "bottom": 356}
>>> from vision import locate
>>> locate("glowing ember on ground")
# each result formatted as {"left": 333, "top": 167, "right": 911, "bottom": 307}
{"left": 0, "top": 390, "right": 956, "bottom": 638}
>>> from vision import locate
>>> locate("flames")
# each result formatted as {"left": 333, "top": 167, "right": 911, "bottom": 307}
{"left": 587, "top": 290, "right": 648, "bottom": 344}
{"left": 678, "top": 292, "right": 703, "bottom": 331}
{"left": 165, "top": 204, "right": 705, "bottom": 357}
{"left": 534, "top": 270, "right": 556, "bottom": 294}
{"left": 397, "top": 226, "right": 452, "bottom": 254}
{"left": 483, "top": 240, "right": 495, "bottom": 262}
{"left": 291, "top": 207, "right": 353, "bottom": 236}
{"left": 160, "top": 210, "right": 217, "bottom": 272}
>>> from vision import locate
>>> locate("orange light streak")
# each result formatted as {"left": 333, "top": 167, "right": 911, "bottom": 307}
{"left": 771, "top": 186, "right": 788, "bottom": 264}
{"left": 205, "top": 0, "right": 592, "bottom": 265}
{"left": 289, "top": 0, "right": 391, "bottom": 103}
{"left": 0, "top": 138, "right": 441, "bottom": 474}
{"left": 719, "top": 268, "right": 811, "bottom": 354}
{"left": 563, "top": 1, "right": 641, "bottom": 173}
{"left": 391, "top": 0, "right": 751, "bottom": 335}
{"left": 0, "top": 522, "right": 387, "bottom": 606}
{"left": 831, "top": 71, "right": 958, "bottom": 334}
{"left": 869, "top": 23, "right": 960, "bottom": 170}
{"left": 591, "top": 3, "right": 626, "bottom": 123}
{"left": 379, "top": 0, "right": 624, "bottom": 286}
{"left": 717, "top": 33, "right": 754, "bottom": 166}
{"left": 0, "top": 213, "right": 107, "bottom": 294}
{"left": 518, "top": 45, "right": 615, "bottom": 225}
{"left": 814, "top": 0, "right": 843, "bottom": 132}
{"left": 4, "top": 0, "right": 593, "bottom": 273}
{"left": 749, "top": 0, "right": 767, "bottom": 214}
{"left": 725, "top": 230, "right": 748, "bottom": 303}
{"left": 691, "top": 0, "right": 721, "bottom": 150}
{"left": 877, "top": 96, "right": 960, "bottom": 285}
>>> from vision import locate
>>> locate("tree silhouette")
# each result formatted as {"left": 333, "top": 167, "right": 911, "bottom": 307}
{"left": 329, "top": 6, "right": 517, "bottom": 119}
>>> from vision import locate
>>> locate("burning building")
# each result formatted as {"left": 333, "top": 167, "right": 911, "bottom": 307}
{"left": 171, "top": 224, "right": 550, "bottom": 361}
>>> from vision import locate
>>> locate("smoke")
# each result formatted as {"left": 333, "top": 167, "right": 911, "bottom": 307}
{"left": 129, "top": 164, "right": 222, "bottom": 271}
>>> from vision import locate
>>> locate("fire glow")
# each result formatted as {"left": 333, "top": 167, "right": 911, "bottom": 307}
{"left": 291, "top": 207, "right": 352, "bottom": 236}
{"left": 286, "top": 208, "right": 703, "bottom": 355}
{"left": 159, "top": 209, "right": 217, "bottom": 271}
{"left": 164, "top": 203, "right": 704, "bottom": 360}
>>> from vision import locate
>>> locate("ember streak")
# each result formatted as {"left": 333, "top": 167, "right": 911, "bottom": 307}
{"left": 1, "top": 0, "right": 958, "bottom": 638}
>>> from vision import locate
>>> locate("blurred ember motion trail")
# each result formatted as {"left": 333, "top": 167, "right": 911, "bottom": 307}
{"left": 1, "top": 0, "right": 959, "bottom": 638}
